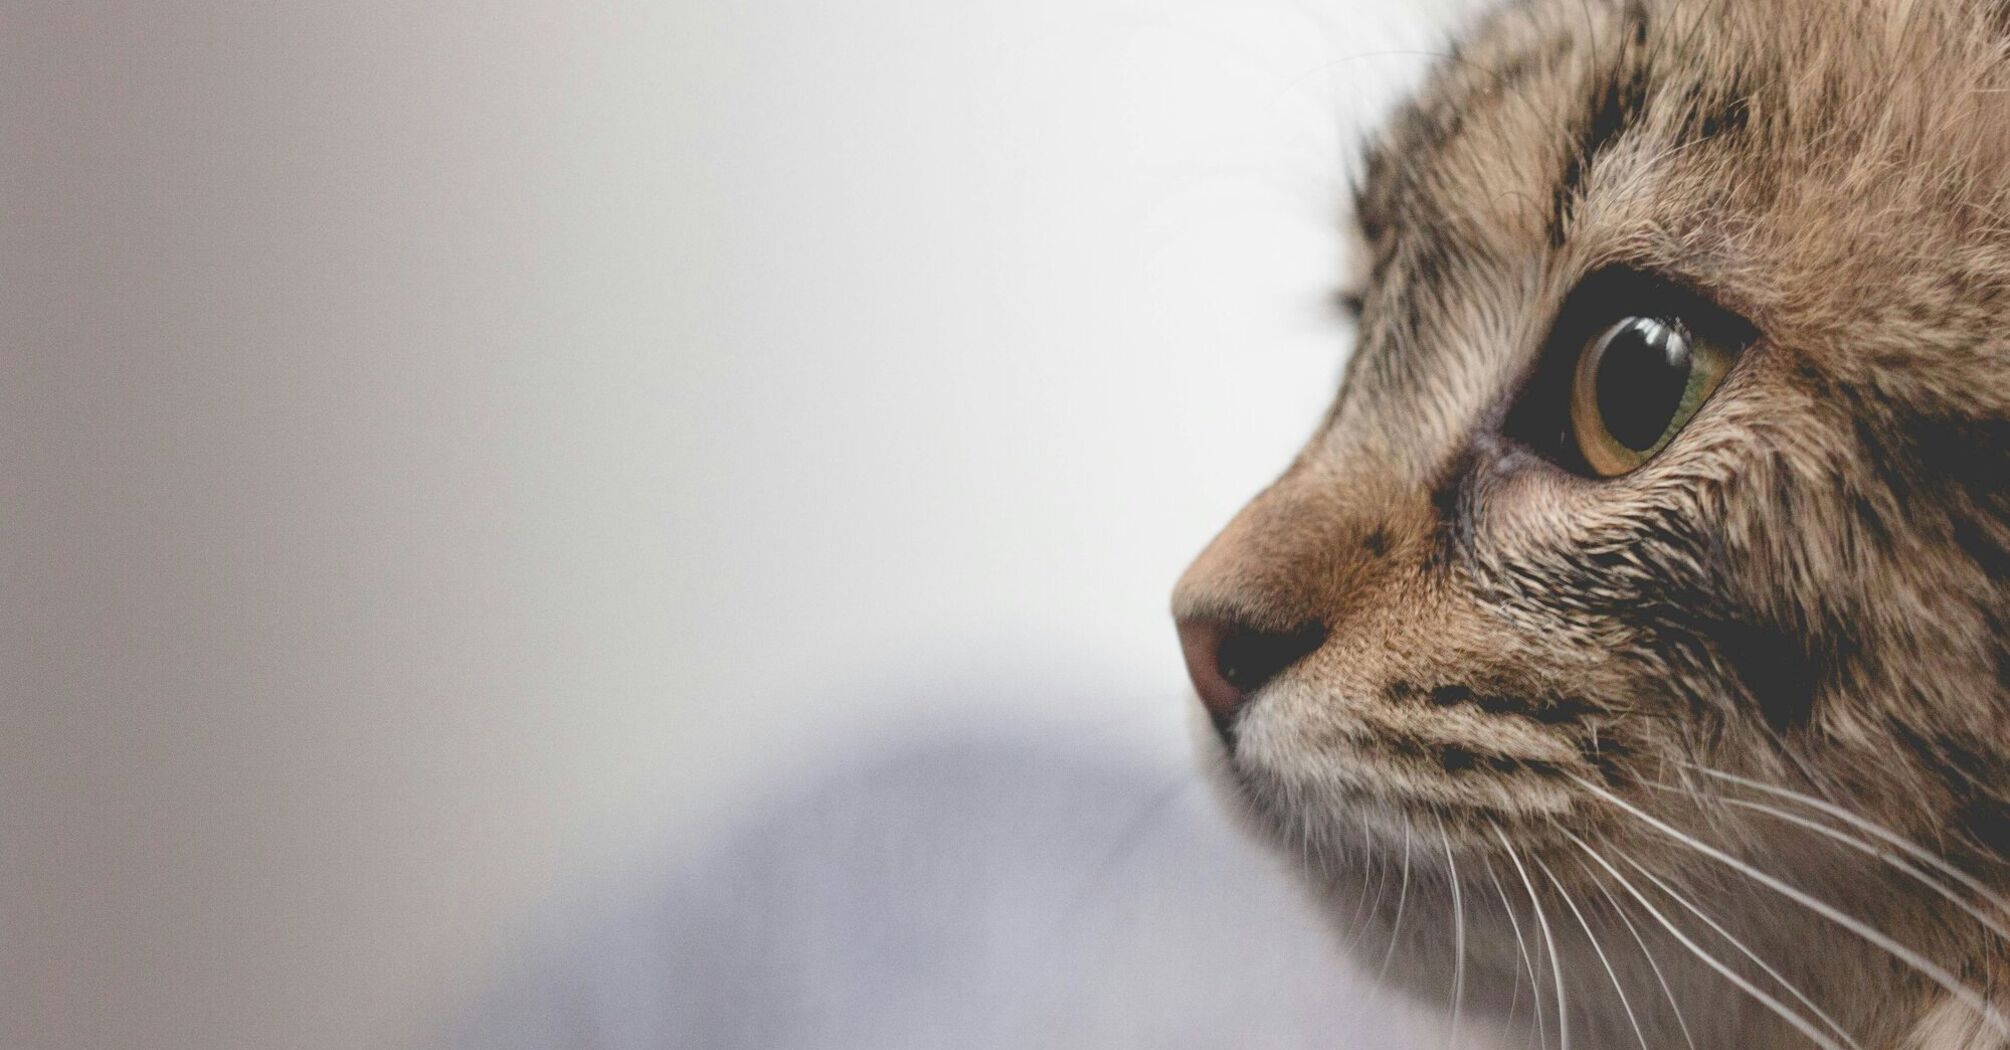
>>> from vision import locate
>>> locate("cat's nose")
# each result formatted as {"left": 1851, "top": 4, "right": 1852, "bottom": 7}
{"left": 1175, "top": 616, "right": 1327, "bottom": 732}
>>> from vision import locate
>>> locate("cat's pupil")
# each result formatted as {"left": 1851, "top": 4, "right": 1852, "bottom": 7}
{"left": 1592, "top": 317, "right": 1690, "bottom": 451}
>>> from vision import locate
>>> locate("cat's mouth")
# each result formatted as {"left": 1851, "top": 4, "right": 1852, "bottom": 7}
{"left": 1219, "top": 677, "right": 1611, "bottom": 855}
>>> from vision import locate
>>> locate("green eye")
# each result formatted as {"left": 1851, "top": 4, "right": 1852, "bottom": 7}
{"left": 1569, "top": 315, "right": 1732, "bottom": 476}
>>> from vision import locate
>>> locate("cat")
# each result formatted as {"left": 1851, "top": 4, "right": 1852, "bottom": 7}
{"left": 1172, "top": 0, "right": 2010, "bottom": 1047}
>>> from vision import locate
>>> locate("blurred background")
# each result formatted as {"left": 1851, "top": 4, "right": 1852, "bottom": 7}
{"left": 5, "top": 1, "right": 1480, "bottom": 1047}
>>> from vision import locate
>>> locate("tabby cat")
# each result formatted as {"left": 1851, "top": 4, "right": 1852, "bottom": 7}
{"left": 1171, "top": 1, "right": 2010, "bottom": 1046}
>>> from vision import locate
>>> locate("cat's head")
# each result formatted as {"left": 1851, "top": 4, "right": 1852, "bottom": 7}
{"left": 1174, "top": 0, "right": 2010, "bottom": 1042}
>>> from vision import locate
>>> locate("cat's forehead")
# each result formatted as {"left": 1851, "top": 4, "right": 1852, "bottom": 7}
{"left": 1358, "top": 0, "right": 1885, "bottom": 288}
{"left": 1334, "top": 0, "right": 1749, "bottom": 474}
{"left": 1336, "top": 0, "right": 2010, "bottom": 456}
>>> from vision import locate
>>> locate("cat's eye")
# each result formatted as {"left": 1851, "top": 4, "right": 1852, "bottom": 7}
{"left": 1505, "top": 268, "right": 1754, "bottom": 478}
{"left": 1568, "top": 315, "right": 1732, "bottom": 476}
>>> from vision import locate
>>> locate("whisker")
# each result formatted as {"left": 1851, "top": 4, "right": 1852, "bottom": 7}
{"left": 1438, "top": 819, "right": 1466, "bottom": 1050}
{"left": 1378, "top": 819, "right": 1416, "bottom": 986}
{"left": 1495, "top": 822, "right": 1570, "bottom": 1050}
{"left": 1570, "top": 774, "right": 2010, "bottom": 1038}
{"left": 1358, "top": 836, "right": 1397, "bottom": 955}
{"left": 1564, "top": 828, "right": 1851, "bottom": 1050}
{"left": 1703, "top": 791, "right": 2010, "bottom": 946}
{"left": 1679, "top": 762, "right": 2010, "bottom": 925}
{"left": 1295, "top": 802, "right": 1315, "bottom": 902}
{"left": 1534, "top": 850, "right": 1650, "bottom": 1050}
{"left": 1578, "top": 855, "right": 1698, "bottom": 1050}
{"left": 1340, "top": 822, "right": 1387, "bottom": 955}
{"left": 1483, "top": 854, "right": 1543, "bottom": 1050}
{"left": 1614, "top": 848, "right": 1861, "bottom": 1050}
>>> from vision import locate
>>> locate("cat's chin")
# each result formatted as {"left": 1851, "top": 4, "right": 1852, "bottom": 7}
{"left": 1218, "top": 689, "right": 1587, "bottom": 863}
{"left": 1231, "top": 779, "right": 1570, "bottom": 1043}
{"left": 1226, "top": 764, "right": 1579, "bottom": 871}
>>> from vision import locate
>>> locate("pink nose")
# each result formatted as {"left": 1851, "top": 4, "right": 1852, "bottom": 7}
{"left": 1175, "top": 616, "right": 1326, "bottom": 735}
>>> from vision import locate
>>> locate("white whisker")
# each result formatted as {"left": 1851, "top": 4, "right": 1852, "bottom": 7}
{"left": 1710, "top": 792, "right": 2010, "bottom": 945}
{"left": 1378, "top": 819, "right": 1415, "bottom": 985}
{"left": 1615, "top": 849, "right": 1861, "bottom": 1050}
{"left": 1579, "top": 856, "right": 1698, "bottom": 1050}
{"left": 1340, "top": 831, "right": 1382, "bottom": 953}
{"left": 1483, "top": 855, "right": 1543, "bottom": 1050}
{"left": 1564, "top": 828, "right": 1851, "bottom": 1050}
{"left": 1534, "top": 851, "right": 1650, "bottom": 1050}
{"left": 1357, "top": 837, "right": 1397, "bottom": 957}
{"left": 1570, "top": 774, "right": 2010, "bottom": 1038}
{"left": 1438, "top": 820, "right": 1466, "bottom": 1049}
{"left": 1495, "top": 823, "right": 1569, "bottom": 1050}
{"left": 1679, "top": 763, "right": 2010, "bottom": 930}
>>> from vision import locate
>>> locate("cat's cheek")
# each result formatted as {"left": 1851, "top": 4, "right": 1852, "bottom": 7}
{"left": 1469, "top": 444, "right": 1627, "bottom": 547}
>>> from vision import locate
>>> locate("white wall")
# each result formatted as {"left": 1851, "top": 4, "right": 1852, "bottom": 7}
{"left": 2, "top": 2, "right": 1470, "bottom": 1048}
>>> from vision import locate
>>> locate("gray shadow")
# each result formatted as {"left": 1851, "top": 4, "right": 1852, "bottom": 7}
{"left": 446, "top": 728, "right": 1435, "bottom": 1049}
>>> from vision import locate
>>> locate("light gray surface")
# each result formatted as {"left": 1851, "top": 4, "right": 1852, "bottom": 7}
{"left": 449, "top": 729, "right": 1449, "bottom": 1050}
{"left": 4, "top": 1, "right": 1478, "bottom": 1047}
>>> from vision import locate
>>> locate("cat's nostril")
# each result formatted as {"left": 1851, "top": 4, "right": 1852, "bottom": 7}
{"left": 1175, "top": 617, "right": 1328, "bottom": 733}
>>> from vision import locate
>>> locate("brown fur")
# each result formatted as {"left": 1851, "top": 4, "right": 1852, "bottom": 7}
{"left": 1173, "top": 1, "right": 2010, "bottom": 1046}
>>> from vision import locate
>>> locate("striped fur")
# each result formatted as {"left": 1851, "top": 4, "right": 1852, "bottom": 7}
{"left": 1175, "top": 1, "right": 2010, "bottom": 1045}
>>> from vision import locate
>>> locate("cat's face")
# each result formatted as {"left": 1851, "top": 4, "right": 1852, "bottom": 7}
{"left": 1175, "top": 0, "right": 2010, "bottom": 1044}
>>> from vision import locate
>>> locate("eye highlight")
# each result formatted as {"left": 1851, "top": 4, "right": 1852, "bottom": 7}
{"left": 1506, "top": 268, "right": 1755, "bottom": 478}
{"left": 1569, "top": 316, "right": 1733, "bottom": 476}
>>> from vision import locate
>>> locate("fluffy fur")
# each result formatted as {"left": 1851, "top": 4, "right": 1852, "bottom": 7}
{"left": 1173, "top": 1, "right": 2010, "bottom": 1046}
